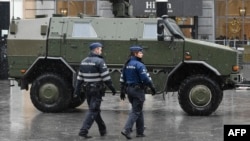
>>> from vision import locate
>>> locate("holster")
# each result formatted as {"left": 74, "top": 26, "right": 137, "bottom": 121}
{"left": 127, "top": 84, "right": 144, "bottom": 89}
{"left": 85, "top": 82, "right": 106, "bottom": 96}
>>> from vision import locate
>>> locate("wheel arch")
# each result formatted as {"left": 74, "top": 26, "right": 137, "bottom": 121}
{"left": 165, "top": 61, "right": 222, "bottom": 92}
{"left": 21, "top": 57, "right": 76, "bottom": 90}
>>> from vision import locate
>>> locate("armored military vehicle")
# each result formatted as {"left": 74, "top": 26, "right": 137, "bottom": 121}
{"left": 7, "top": 12, "right": 243, "bottom": 115}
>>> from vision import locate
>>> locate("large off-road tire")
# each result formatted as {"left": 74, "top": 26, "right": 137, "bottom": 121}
{"left": 178, "top": 75, "right": 223, "bottom": 116}
{"left": 30, "top": 73, "right": 71, "bottom": 113}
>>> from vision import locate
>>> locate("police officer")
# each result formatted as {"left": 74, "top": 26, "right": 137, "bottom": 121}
{"left": 120, "top": 45, "right": 156, "bottom": 139}
{"left": 73, "top": 42, "right": 116, "bottom": 138}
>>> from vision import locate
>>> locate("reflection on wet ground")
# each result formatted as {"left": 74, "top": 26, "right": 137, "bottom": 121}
{"left": 1, "top": 78, "right": 250, "bottom": 141}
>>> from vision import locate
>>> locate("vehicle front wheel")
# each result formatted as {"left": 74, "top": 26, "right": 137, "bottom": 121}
{"left": 178, "top": 75, "right": 223, "bottom": 116}
{"left": 30, "top": 73, "right": 71, "bottom": 113}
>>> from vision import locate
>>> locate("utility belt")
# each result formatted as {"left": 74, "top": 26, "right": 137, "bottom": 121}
{"left": 85, "top": 82, "right": 103, "bottom": 88}
{"left": 83, "top": 82, "right": 106, "bottom": 95}
{"left": 126, "top": 83, "right": 144, "bottom": 89}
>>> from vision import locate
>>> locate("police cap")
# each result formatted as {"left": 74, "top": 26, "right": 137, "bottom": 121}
{"left": 89, "top": 42, "right": 103, "bottom": 50}
{"left": 130, "top": 45, "right": 143, "bottom": 52}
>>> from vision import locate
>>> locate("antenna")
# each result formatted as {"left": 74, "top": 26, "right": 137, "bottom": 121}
{"left": 12, "top": 0, "right": 15, "bottom": 20}
{"left": 10, "top": 0, "right": 17, "bottom": 34}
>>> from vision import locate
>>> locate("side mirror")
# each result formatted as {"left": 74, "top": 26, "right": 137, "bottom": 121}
{"left": 157, "top": 20, "right": 164, "bottom": 41}
{"left": 40, "top": 25, "right": 48, "bottom": 36}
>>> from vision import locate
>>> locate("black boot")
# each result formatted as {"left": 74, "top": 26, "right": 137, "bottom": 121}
{"left": 100, "top": 130, "right": 107, "bottom": 136}
{"left": 121, "top": 130, "right": 132, "bottom": 139}
{"left": 79, "top": 132, "right": 92, "bottom": 138}
{"left": 136, "top": 133, "right": 146, "bottom": 137}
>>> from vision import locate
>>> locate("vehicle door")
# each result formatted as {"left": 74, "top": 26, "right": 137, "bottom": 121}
{"left": 137, "top": 19, "right": 184, "bottom": 93}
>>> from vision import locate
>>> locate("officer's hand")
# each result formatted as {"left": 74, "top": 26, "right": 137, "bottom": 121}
{"left": 108, "top": 86, "right": 116, "bottom": 95}
{"left": 112, "top": 90, "right": 116, "bottom": 95}
{"left": 120, "top": 92, "right": 126, "bottom": 100}
{"left": 151, "top": 87, "right": 156, "bottom": 95}
{"left": 73, "top": 90, "right": 79, "bottom": 98}
{"left": 148, "top": 83, "right": 156, "bottom": 96}
{"left": 151, "top": 89, "right": 156, "bottom": 95}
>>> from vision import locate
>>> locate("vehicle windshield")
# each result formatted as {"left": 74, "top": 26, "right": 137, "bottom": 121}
{"left": 163, "top": 18, "right": 185, "bottom": 38}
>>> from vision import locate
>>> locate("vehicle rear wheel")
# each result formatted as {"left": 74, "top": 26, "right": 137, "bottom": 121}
{"left": 178, "top": 75, "right": 223, "bottom": 116}
{"left": 30, "top": 73, "right": 71, "bottom": 113}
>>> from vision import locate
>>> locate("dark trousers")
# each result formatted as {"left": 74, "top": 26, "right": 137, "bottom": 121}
{"left": 123, "top": 86, "right": 145, "bottom": 134}
{"left": 79, "top": 87, "right": 106, "bottom": 135}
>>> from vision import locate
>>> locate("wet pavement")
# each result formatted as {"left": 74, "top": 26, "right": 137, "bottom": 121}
{"left": 0, "top": 79, "right": 250, "bottom": 141}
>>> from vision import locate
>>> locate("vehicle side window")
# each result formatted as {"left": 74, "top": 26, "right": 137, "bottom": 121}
{"left": 143, "top": 23, "right": 157, "bottom": 39}
{"left": 163, "top": 25, "right": 172, "bottom": 37}
{"left": 72, "top": 22, "right": 97, "bottom": 38}
{"left": 161, "top": 24, "right": 174, "bottom": 41}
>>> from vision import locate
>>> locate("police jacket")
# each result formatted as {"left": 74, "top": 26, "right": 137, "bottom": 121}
{"left": 120, "top": 56, "right": 153, "bottom": 86}
{"left": 75, "top": 52, "right": 115, "bottom": 94}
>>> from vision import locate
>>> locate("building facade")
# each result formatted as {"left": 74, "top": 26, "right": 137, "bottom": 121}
{"left": 215, "top": 0, "right": 250, "bottom": 42}
{"left": 1, "top": 0, "right": 250, "bottom": 41}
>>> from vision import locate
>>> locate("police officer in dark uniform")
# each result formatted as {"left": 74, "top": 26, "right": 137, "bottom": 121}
{"left": 120, "top": 45, "right": 156, "bottom": 139}
{"left": 74, "top": 42, "right": 116, "bottom": 138}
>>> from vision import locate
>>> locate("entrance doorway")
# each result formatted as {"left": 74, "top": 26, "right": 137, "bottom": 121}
{"left": 0, "top": 2, "right": 9, "bottom": 79}
{"left": 0, "top": 2, "right": 10, "bottom": 38}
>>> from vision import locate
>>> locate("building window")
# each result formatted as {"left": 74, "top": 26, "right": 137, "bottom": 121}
{"left": 215, "top": 0, "right": 250, "bottom": 44}
{"left": 24, "top": 0, "right": 55, "bottom": 19}
{"left": 23, "top": 0, "right": 97, "bottom": 19}
{"left": 57, "top": 0, "right": 96, "bottom": 17}
{"left": 176, "top": 17, "right": 194, "bottom": 39}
